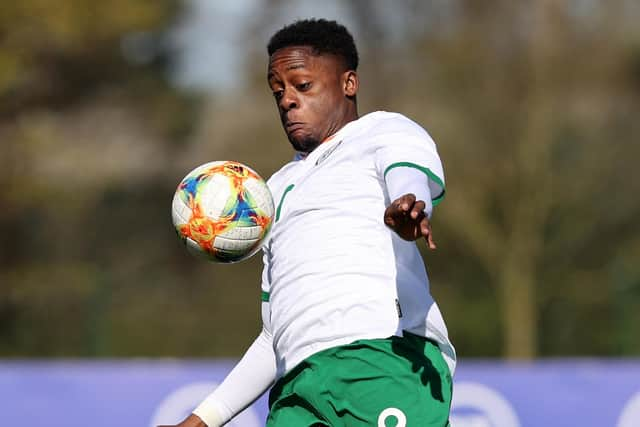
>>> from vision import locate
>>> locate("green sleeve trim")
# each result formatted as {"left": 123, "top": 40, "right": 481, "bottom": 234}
{"left": 261, "top": 291, "right": 270, "bottom": 302}
{"left": 383, "top": 161, "right": 446, "bottom": 206}
{"left": 275, "top": 184, "right": 295, "bottom": 222}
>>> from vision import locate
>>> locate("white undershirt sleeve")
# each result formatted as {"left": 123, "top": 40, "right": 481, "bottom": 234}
{"left": 384, "top": 166, "right": 434, "bottom": 218}
{"left": 192, "top": 302, "right": 277, "bottom": 426}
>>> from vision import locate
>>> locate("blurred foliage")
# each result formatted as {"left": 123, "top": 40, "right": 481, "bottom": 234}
{"left": 1, "top": 0, "right": 639, "bottom": 359}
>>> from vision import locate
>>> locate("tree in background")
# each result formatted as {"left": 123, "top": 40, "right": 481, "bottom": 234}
{"left": 0, "top": 0, "right": 207, "bottom": 356}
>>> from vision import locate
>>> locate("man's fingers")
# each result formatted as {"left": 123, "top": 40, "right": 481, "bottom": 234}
{"left": 384, "top": 215, "right": 396, "bottom": 227}
{"left": 397, "top": 193, "right": 416, "bottom": 212}
{"left": 427, "top": 231, "right": 437, "bottom": 250}
{"left": 410, "top": 200, "right": 426, "bottom": 219}
{"left": 385, "top": 195, "right": 437, "bottom": 245}
{"left": 421, "top": 219, "right": 437, "bottom": 250}
{"left": 390, "top": 194, "right": 418, "bottom": 218}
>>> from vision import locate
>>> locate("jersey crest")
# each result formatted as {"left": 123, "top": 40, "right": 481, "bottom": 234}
{"left": 315, "top": 140, "right": 343, "bottom": 166}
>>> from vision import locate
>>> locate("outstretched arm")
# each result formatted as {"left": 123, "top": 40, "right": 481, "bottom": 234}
{"left": 193, "top": 325, "right": 276, "bottom": 426}
{"left": 158, "top": 302, "right": 277, "bottom": 427}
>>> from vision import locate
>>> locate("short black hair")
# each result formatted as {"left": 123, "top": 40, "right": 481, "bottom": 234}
{"left": 267, "top": 19, "right": 359, "bottom": 71}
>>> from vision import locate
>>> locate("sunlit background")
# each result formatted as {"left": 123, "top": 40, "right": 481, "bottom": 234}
{"left": 1, "top": 1, "right": 640, "bottom": 426}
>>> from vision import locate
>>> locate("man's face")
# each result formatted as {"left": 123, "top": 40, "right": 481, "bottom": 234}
{"left": 268, "top": 46, "right": 355, "bottom": 153}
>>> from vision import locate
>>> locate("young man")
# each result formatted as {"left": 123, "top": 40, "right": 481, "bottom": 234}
{"left": 163, "top": 19, "right": 455, "bottom": 427}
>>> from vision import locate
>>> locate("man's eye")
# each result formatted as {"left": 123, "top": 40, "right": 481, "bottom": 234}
{"left": 272, "top": 90, "right": 283, "bottom": 100}
{"left": 297, "top": 82, "right": 311, "bottom": 91}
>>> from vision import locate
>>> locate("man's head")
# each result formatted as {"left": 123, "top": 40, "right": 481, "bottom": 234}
{"left": 267, "top": 19, "right": 359, "bottom": 153}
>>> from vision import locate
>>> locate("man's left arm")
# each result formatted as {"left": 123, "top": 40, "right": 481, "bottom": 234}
{"left": 374, "top": 129, "right": 445, "bottom": 246}
{"left": 383, "top": 166, "right": 436, "bottom": 247}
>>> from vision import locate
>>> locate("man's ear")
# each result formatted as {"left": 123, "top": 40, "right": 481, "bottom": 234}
{"left": 343, "top": 71, "right": 359, "bottom": 97}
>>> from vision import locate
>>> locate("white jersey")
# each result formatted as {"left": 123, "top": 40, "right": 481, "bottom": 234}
{"left": 261, "top": 111, "right": 456, "bottom": 376}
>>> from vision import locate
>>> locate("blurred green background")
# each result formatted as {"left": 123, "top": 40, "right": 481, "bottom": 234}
{"left": 1, "top": 0, "right": 639, "bottom": 360}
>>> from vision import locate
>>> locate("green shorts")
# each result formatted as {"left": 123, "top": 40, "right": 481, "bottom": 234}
{"left": 266, "top": 332, "right": 452, "bottom": 427}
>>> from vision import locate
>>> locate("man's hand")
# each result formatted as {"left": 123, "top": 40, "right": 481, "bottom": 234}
{"left": 384, "top": 193, "right": 436, "bottom": 249}
{"left": 157, "top": 414, "right": 209, "bottom": 427}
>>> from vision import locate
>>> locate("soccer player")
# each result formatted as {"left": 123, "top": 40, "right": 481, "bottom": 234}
{"left": 161, "top": 19, "right": 455, "bottom": 427}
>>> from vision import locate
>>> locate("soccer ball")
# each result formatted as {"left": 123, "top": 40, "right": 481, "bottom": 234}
{"left": 171, "top": 161, "right": 274, "bottom": 263}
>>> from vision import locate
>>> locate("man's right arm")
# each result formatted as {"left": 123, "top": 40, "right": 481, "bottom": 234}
{"left": 192, "top": 322, "right": 276, "bottom": 426}
{"left": 158, "top": 301, "right": 277, "bottom": 427}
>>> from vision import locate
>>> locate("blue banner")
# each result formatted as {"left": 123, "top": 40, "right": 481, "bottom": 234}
{"left": 1, "top": 360, "right": 639, "bottom": 426}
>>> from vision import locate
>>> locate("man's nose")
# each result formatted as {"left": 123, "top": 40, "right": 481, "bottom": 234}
{"left": 279, "top": 88, "right": 298, "bottom": 111}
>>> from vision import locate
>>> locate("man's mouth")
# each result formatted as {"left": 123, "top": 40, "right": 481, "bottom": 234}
{"left": 285, "top": 122, "right": 305, "bottom": 134}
